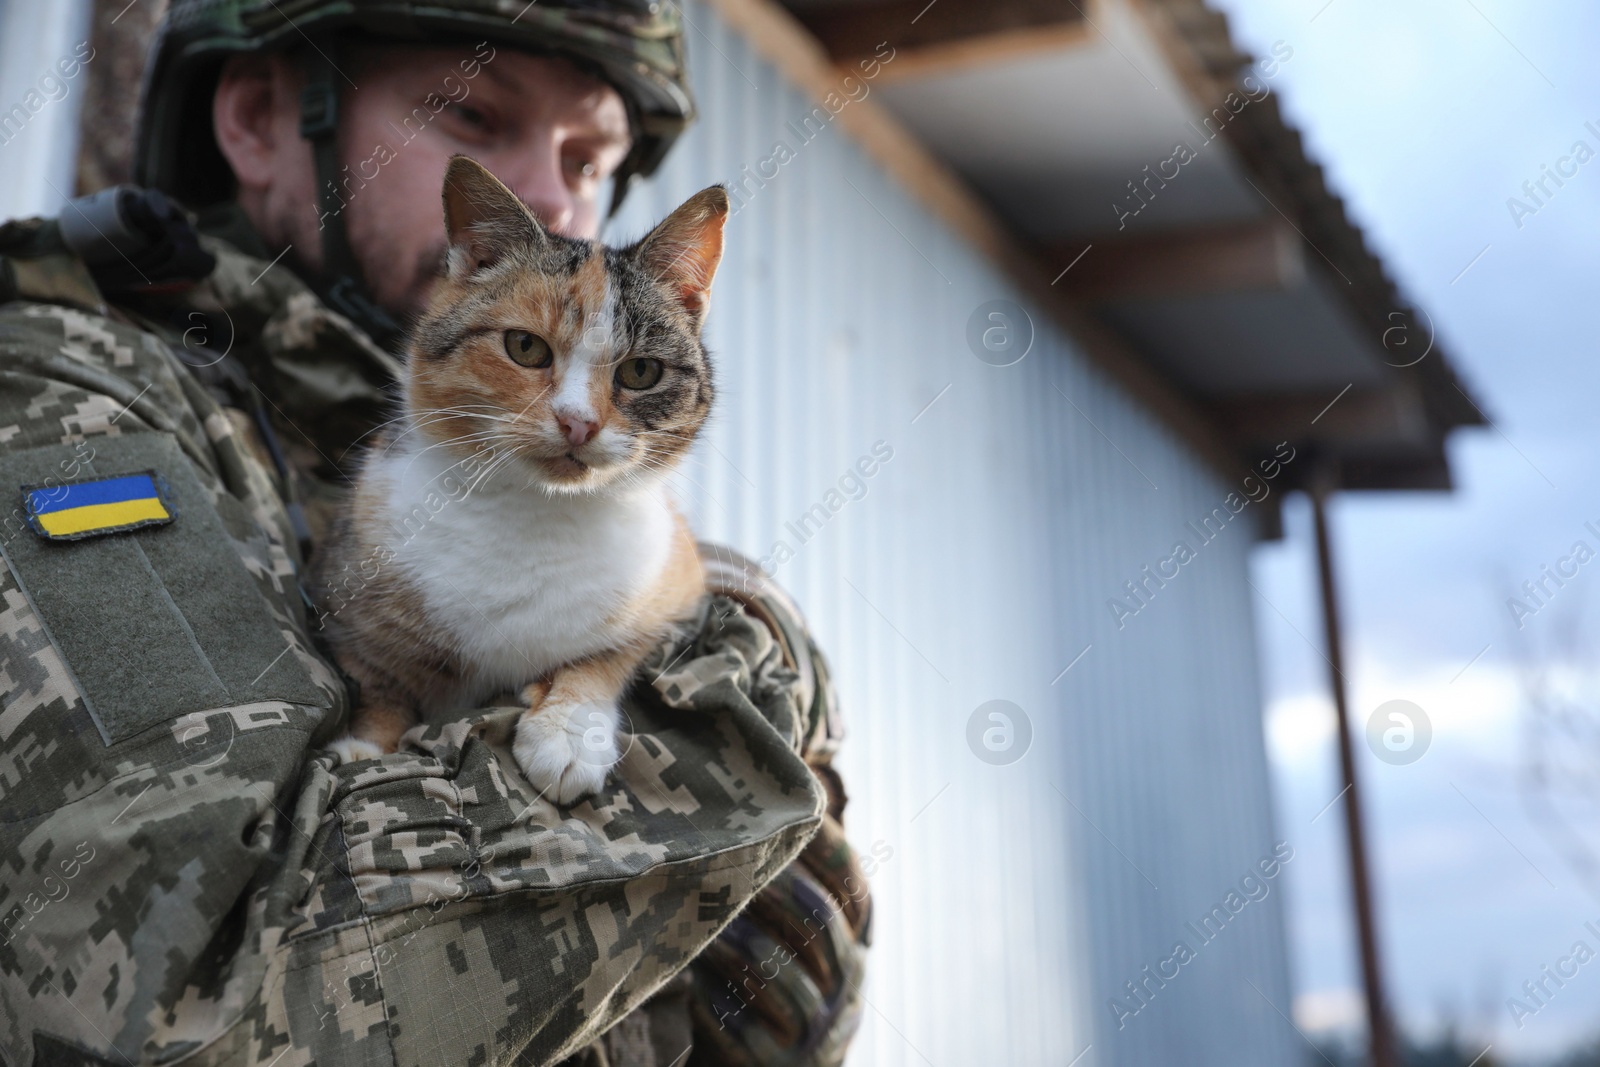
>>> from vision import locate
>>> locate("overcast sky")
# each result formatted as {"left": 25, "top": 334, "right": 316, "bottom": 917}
{"left": 1203, "top": 0, "right": 1600, "bottom": 1058}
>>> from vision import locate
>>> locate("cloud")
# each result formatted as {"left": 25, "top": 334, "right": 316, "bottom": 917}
{"left": 1294, "top": 987, "right": 1366, "bottom": 1035}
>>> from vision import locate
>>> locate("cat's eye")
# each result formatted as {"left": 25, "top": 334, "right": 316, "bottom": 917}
{"left": 504, "top": 330, "right": 553, "bottom": 368}
{"left": 615, "top": 357, "right": 664, "bottom": 390}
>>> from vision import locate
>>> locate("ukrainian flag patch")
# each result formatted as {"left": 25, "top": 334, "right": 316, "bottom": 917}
{"left": 24, "top": 470, "right": 177, "bottom": 541}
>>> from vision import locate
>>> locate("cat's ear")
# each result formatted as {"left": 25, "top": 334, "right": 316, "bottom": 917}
{"left": 441, "top": 155, "right": 545, "bottom": 279}
{"left": 636, "top": 186, "right": 729, "bottom": 324}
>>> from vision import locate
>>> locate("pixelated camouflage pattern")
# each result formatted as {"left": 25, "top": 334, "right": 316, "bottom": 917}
{"left": 0, "top": 223, "right": 833, "bottom": 1066}
{"left": 684, "top": 550, "right": 869, "bottom": 1067}
{"left": 685, "top": 831, "right": 868, "bottom": 1067}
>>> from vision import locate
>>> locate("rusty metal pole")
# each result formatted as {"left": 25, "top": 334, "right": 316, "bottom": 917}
{"left": 1309, "top": 473, "right": 1399, "bottom": 1067}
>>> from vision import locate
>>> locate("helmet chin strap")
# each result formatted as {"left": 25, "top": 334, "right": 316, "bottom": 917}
{"left": 297, "top": 43, "right": 405, "bottom": 352}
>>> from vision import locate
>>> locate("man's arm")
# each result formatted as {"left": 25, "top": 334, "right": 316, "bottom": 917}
{"left": 0, "top": 240, "right": 824, "bottom": 1067}
{"left": 672, "top": 549, "right": 874, "bottom": 1067}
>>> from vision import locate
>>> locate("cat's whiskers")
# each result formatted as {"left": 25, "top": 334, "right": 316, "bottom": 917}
{"left": 473, "top": 441, "right": 537, "bottom": 495}
{"left": 390, "top": 379, "right": 558, "bottom": 474}
{"left": 397, "top": 427, "right": 519, "bottom": 480}
{"left": 333, "top": 385, "right": 410, "bottom": 461}
{"left": 444, "top": 440, "right": 521, "bottom": 499}
{"left": 423, "top": 430, "right": 514, "bottom": 459}
{"left": 412, "top": 408, "right": 517, "bottom": 431}
{"left": 376, "top": 408, "right": 516, "bottom": 459}
{"left": 360, "top": 402, "right": 503, "bottom": 441}
{"left": 640, "top": 429, "right": 709, "bottom": 457}
{"left": 399, "top": 404, "right": 509, "bottom": 429}
{"left": 620, "top": 445, "right": 734, "bottom": 518}
{"left": 406, "top": 408, "right": 519, "bottom": 438}
{"left": 632, "top": 441, "right": 703, "bottom": 470}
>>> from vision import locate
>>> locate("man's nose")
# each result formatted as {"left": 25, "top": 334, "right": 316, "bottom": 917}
{"left": 557, "top": 413, "right": 598, "bottom": 447}
{"left": 501, "top": 148, "right": 575, "bottom": 236}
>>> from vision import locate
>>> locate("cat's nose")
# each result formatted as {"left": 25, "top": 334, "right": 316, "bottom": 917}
{"left": 558, "top": 415, "right": 599, "bottom": 447}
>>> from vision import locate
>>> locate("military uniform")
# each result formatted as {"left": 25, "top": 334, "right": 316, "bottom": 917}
{"left": 0, "top": 205, "right": 868, "bottom": 1066}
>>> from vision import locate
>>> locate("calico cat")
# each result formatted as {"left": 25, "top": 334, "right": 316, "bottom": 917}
{"left": 312, "top": 155, "right": 728, "bottom": 804}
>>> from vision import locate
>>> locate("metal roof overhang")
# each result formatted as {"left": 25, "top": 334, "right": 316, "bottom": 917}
{"left": 781, "top": 0, "right": 1484, "bottom": 501}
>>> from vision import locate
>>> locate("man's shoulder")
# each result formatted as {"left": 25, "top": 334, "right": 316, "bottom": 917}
{"left": 0, "top": 290, "right": 188, "bottom": 449}
{"left": 0, "top": 217, "right": 109, "bottom": 320}
{"left": 0, "top": 192, "right": 308, "bottom": 351}
{"left": 0, "top": 249, "right": 206, "bottom": 445}
{"left": 0, "top": 199, "right": 367, "bottom": 411}
{"left": 0, "top": 203, "right": 190, "bottom": 367}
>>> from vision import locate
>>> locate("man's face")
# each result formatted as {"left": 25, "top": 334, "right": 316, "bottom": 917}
{"left": 215, "top": 43, "right": 632, "bottom": 321}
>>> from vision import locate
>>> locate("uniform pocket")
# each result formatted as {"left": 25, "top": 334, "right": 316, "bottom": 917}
{"left": 0, "top": 433, "right": 327, "bottom": 744}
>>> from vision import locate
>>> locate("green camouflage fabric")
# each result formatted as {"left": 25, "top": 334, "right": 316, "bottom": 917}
{"left": 683, "top": 816, "right": 870, "bottom": 1067}
{"left": 681, "top": 553, "right": 868, "bottom": 1067}
{"left": 0, "top": 211, "right": 840, "bottom": 1067}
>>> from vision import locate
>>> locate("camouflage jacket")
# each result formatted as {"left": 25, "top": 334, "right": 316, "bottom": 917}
{"left": 0, "top": 204, "right": 862, "bottom": 1067}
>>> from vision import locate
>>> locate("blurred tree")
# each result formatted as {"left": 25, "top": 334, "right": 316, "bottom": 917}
{"left": 1311, "top": 1029, "right": 1500, "bottom": 1066}
{"left": 75, "top": 0, "right": 168, "bottom": 195}
{"left": 1554, "top": 1038, "right": 1600, "bottom": 1066}
{"left": 1311, "top": 1034, "right": 1363, "bottom": 1066}
{"left": 1513, "top": 593, "right": 1600, "bottom": 906}
{"left": 1403, "top": 1029, "right": 1495, "bottom": 1067}
{"left": 1513, "top": 597, "right": 1600, "bottom": 1065}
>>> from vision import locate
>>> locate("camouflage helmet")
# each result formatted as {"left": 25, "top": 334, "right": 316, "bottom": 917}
{"left": 133, "top": 0, "right": 696, "bottom": 209}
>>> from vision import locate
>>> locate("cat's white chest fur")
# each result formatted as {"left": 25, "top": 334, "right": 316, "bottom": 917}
{"left": 367, "top": 441, "right": 676, "bottom": 711}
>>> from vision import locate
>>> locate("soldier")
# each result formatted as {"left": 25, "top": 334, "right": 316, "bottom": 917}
{"left": 0, "top": 2, "right": 868, "bottom": 1065}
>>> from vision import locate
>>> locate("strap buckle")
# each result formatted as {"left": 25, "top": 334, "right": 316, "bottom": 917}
{"left": 299, "top": 79, "right": 339, "bottom": 140}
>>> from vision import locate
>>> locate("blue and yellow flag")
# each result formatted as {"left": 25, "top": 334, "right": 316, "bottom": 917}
{"left": 24, "top": 471, "right": 176, "bottom": 541}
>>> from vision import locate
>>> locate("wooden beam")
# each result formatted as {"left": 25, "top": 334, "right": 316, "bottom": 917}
{"left": 1209, "top": 388, "right": 1455, "bottom": 492}
{"left": 1208, "top": 387, "right": 1433, "bottom": 450}
{"left": 847, "top": 21, "right": 1094, "bottom": 84}
{"left": 786, "top": 0, "right": 1088, "bottom": 67}
{"left": 1047, "top": 218, "right": 1305, "bottom": 303}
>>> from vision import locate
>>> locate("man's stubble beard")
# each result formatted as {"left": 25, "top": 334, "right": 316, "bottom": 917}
{"left": 387, "top": 237, "right": 450, "bottom": 327}
{"left": 272, "top": 199, "right": 448, "bottom": 329}
{"left": 348, "top": 195, "right": 449, "bottom": 325}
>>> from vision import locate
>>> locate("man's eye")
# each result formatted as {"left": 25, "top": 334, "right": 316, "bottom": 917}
{"left": 450, "top": 104, "right": 488, "bottom": 128}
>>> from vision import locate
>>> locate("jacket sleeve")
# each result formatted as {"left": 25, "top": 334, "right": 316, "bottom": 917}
{"left": 0, "top": 295, "right": 823, "bottom": 1067}
{"left": 676, "top": 549, "right": 872, "bottom": 1067}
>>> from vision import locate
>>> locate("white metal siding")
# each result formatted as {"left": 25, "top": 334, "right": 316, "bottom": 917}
{"left": 0, "top": 0, "right": 90, "bottom": 222}
{"left": 608, "top": 5, "right": 1300, "bottom": 1065}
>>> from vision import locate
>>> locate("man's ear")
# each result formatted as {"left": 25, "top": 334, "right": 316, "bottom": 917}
{"left": 212, "top": 53, "right": 295, "bottom": 195}
{"left": 441, "top": 155, "right": 544, "bottom": 279}
{"left": 636, "top": 186, "right": 729, "bottom": 324}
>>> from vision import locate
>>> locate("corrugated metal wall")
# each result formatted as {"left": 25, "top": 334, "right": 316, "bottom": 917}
{"left": 607, "top": 5, "right": 1300, "bottom": 1065}
{"left": 0, "top": 0, "right": 90, "bottom": 222}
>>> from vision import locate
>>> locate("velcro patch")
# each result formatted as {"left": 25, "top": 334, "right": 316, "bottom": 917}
{"left": 24, "top": 469, "right": 176, "bottom": 541}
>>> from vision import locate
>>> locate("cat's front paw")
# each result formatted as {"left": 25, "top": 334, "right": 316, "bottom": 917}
{"left": 328, "top": 735, "right": 388, "bottom": 765}
{"left": 513, "top": 700, "right": 619, "bottom": 805}
{"left": 518, "top": 677, "right": 553, "bottom": 709}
